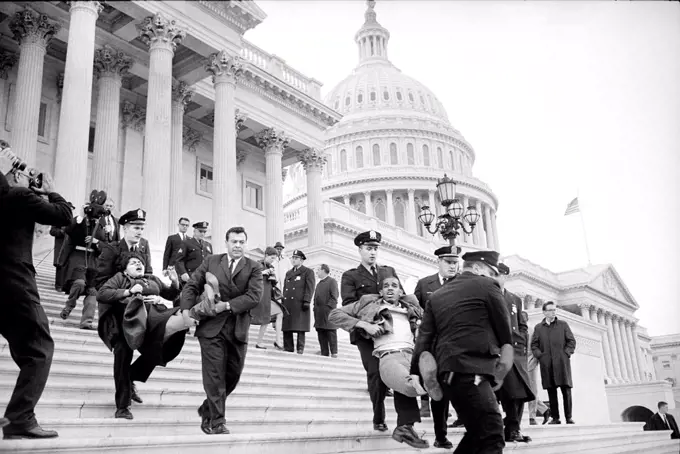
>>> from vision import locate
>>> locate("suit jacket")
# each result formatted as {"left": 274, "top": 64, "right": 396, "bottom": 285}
{"left": 414, "top": 273, "right": 443, "bottom": 310}
{"left": 94, "top": 214, "right": 120, "bottom": 243}
{"left": 646, "top": 413, "right": 680, "bottom": 439}
{"left": 163, "top": 233, "right": 186, "bottom": 270}
{"left": 313, "top": 276, "right": 339, "bottom": 330}
{"left": 94, "top": 238, "right": 153, "bottom": 289}
{"left": 282, "top": 265, "right": 315, "bottom": 332}
{"left": 180, "top": 254, "right": 263, "bottom": 343}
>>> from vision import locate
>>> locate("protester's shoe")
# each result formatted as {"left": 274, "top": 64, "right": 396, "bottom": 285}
{"left": 419, "top": 351, "right": 444, "bottom": 401}
{"left": 190, "top": 272, "right": 220, "bottom": 319}
{"left": 210, "top": 424, "right": 230, "bottom": 435}
{"left": 434, "top": 438, "right": 453, "bottom": 449}
{"left": 114, "top": 408, "right": 133, "bottom": 420}
{"left": 198, "top": 407, "right": 211, "bottom": 434}
{"left": 420, "top": 405, "right": 431, "bottom": 418}
{"left": 3, "top": 424, "right": 59, "bottom": 439}
{"left": 448, "top": 419, "right": 464, "bottom": 428}
{"left": 59, "top": 306, "right": 72, "bottom": 320}
{"left": 506, "top": 430, "right": 531, "bottom": 443}
{"left": 392, "top": 424, "right": 429, "bottom": 449}
{"left": 529, "top": 418, "right": 538, "bottom": 425}
{"left": 548, "top": 418, "right": 561, "bottom": 425}
{"left": 566, "top": 419, "right": 575, "bottom": 424}
{"left": 373, "top": 423, "right": 388, "bottom": 432}
{"left": 131, "top": 383, "right": 143, "bottom": 404}
{"left": 542, "top": 409, "right": 551, "bottom": 425}
{"left": 410, "top": 374, "right": 428, "bottom": 396}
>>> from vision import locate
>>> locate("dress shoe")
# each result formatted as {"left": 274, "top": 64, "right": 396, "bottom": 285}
{"left": 392, "top": 424, "right": 429, "bottom": 449}
{"left": 197, "top": 407, "right": 211, "bottom": 434}
{"left": 210, "top": 423, "right": 230, "bottom": 435}
{"left": 420, "top": 406, "right": 431, "bottom": 418}
{"left": 3, "top": 424, "right": 59, "bottom": 439}
{"left": 373, "top": 423, "right": 388, "bottom": 432}
{"left": 566, "top": 419, "right": 575, "bottom": 424}
{"left": 114, "top": 408, "right": 133, "bottom": 420}
{"left": 548, "top": 418, "right": 561, "bottom": 425}
{"left": 505, "top": 430, "right": 531, "bottom": 443}
{"left": 448, "top": 419, "right": 464, "bottom": 428}
{"left": 255, "top": 344, "right": 267, "bottom": 349}
{"left": 0, "top": 418, "right": 9, "bottom": 429}
{"left": 80, "top": 324, "right": 96, "bottom": 330}
{"left": 529, "top": 418, "right": 537, "bottom": 425}
{"left": 274, "top": 342, "right": 284, "bottom": 350}
{"left": 542, "top": 409, "right": 551, "bottom": 425}
{"left": 418, "top": 351, "right": 444, "bottom": 401}
{"left": 296, "top": 351, "right": 303, "bottom": 355}
{"left": 131, "top": 383, "right": 143, "bottom": 404}
{"left": 331, "top": 354, "right": 338, "bottom": 358}
{"left": 434, "top": 438, "right": 454, "bottom": 449}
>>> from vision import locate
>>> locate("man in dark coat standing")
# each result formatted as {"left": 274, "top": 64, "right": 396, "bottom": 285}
{"left": 413, "top": 245, "right": 460, "bottom": 449}
{"left": 49, "top": 225, "right": 67, "bottom": 291}
{"left": 495, "top": 262, "right": 535, "bottom": 442}
{"left": 645, "top": 401, "right": 680, "bottom": 439}
{"left": 0, "top": 163, "right": 72, "bottom": 439}
{"left": 175, "top": 221, "right": 213, "bottom": 284}
{"left": 313, "top": 264, "right": 339, "bottom": 357}
{"left": 412, "top": 250, "right": 514, "bottom": 454}
{"left": 282, "top": 249, "right": 315, "bottom": 354}
{"left": 162, "top": 217, "right": 190, "bottom": 272}
{"left": 340, "top": 230, "right": 401, "bottom": 432}
{"left": 530, "top": 301, "right": 576, "bottom": 425}
{"left": 94, "top": 197, "right": 120, "bottom": 244}
{"left": 180, "top": 226, "right": 263, "bottom": 435}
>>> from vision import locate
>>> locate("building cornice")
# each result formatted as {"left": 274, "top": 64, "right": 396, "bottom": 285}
{"left": 196, "top": 0, "right": 266, "bottom": 34}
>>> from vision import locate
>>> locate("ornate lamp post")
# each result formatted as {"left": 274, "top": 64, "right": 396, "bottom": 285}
{"left": 417, "top": 174, "right": 480, "bottom": 246}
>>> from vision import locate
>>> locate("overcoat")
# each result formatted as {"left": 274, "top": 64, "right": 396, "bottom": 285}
{"left": 313, "top": 276, "right": 339, "bottom": 330}
{"left": 413, "top": 272, "right": 443, "bottom": 310}
{"left": 281, "top": 265, "right": 315, "bottom": 332}
{"left": 250, "top": 261, "right": 280, "bottom": 325}
{"left": 162, "top": 233, "right": 185, "bottom": 270}
{"left": 174, "top": 237, "right": 212, "bottom": 277}
{"left": 530, "top": 317, "right": 576, "bottom": 388}
{"left": 498, "top": 290, "right": 535, "bottom": 402}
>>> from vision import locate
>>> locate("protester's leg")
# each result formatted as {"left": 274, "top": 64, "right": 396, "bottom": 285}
{"left": 378, "top": 351, "right": 426, "bottom": 397}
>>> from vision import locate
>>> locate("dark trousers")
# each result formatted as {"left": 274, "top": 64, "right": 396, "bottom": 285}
{"left": 198, "top": 318, "right": 247, "bottom": 428}
{"left": 63, "top": 279, "right": 97, "bottom": 328}
{"left": 429, "top": 395, "right": 451, "bottom": 441}
{"left": 356, "top": 337, "right": 420, "bottom": 426}
{"left": 283, "top": 331, "right": 306, "bottom": 353}
{"left": 54, "top": 265, "right": 66, "bottom": 291}
{"left": 547, "top": 386, "right": 572, "bottom": 421}
{"left": 111, "top": 333, "right": 157, "bottom": 410}
{"left": 316, "top": 328, "right": 337, "bottom": 356}
{"left": 0, "top": 301, "right": 54, "bottom": 431}
{"left": 443, "top": 373, "right": 505, "bottom": 454}
{"left": 497, "top": 386, "right": 525, "bottom": 435}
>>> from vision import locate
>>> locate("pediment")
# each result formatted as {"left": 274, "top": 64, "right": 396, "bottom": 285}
{"left": 587, "top": 266, "right": 639, "bottom": 309}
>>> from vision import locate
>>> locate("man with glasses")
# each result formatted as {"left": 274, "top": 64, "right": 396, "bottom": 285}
{"left": 163, "top": 217, "right": 190, "bottom": 273}
{"left": 530, "top": 301, "right": 576, "bottom": 425}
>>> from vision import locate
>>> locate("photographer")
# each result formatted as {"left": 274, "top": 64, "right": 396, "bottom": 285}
{"left": 0, "top": 142, "right": 72, "bottom": 439}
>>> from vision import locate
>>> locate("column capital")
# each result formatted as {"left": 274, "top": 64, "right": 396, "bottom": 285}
{"left": 121, "top": 101, "right": 145, "bottom": 132}
{"left": 67, "top": 1, "right": 103, "bottom": 16}
{"left": 137, "top": 13, "right": 185, "bottom": 52}
{"left": 94, "top": 44, "right": 133, "bottom": 79}
{"left": 386, "top": 189, "right": 393, "bottom": 195}
{"left": 298, "top": 148, "right": 327, "bottom": 172}
{"left": 577, "top": 303, "right": 591, "bottom": 310}
{"left": 9, "top": 9, "right": 61, "bottom": 48}
{"left": 256, "top": 128, "right": 290, "bottom": 153}
{"left": 235, "top": 109, "right": 247, "bottom": 134}
{"left": 0, "top": 51, "right": 18, "bottom": 80}
{"left": 172, "top": 80, "right": 194, "bottom": 107}
{"left": 206, "top": 50, "right": 243, "bottom": 84}
{"left": 182, "top": 125, "right": 202, "bottom": 152}
{"left": 408, "top": 188, "right": 416, "bottom": 196}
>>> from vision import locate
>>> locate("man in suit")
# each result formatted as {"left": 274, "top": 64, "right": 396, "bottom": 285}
{"left": 282, "top": 249, "right": 315, "bottom": 354}
{"left": 412, "top": 250, "right": 514, "bottom": 454}
{"left": 313, "top": 264, "right": 339, "bottom": 358}
{"left": 341, "top": 230, "right": 400, "bottom": 432}
{"left": 495, "top": 262, "right": 535, "bottom": 443}
{"left": 94, "top": 197, "right": 120, "bottom": 244}
{"left": 412, "top": 245, "right": 460, "bottom": 449}
{"left": 176, "top": 221, "right": 213, "bottom": 284}
{"left": 646, "top": 401, "right": 680, "bottom": 439}
{"left": 180, "top": 226, "right": 263, "bottom": 435}
{"left": 0, "top": 161, "right": 73, "bottom": 439}
{"left": 163, "top": 217, "right": 190, "bottom": 272}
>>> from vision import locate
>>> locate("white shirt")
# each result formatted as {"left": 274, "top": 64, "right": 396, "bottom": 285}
{"left": 660, "top": 413, "right": 669, "bottom": 427}
{"left": 372, "top": 304, "right": 415, "bottom": 355}
{"left": 438, "top": 273, "right": 446, "bottom": 286}
{"left": 228, "top": 256, "right": 242, "bottom": 273}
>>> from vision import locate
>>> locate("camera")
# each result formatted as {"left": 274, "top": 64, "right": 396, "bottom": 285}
{"left": 83, "top": 189, "right": 110, "bottom": 220}
{"left": 0, "top": 140, "right": 44, "bottom": 190}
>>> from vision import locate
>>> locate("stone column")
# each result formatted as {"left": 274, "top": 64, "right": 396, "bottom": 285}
{"left": 385, "top": 189, "right": 395, "bottom": 225}
{"left": 491, "top": 209, "right": 500, "bottom": 250}
{"left": 483, "top": 205, "right": 495, "bottom": 249}
{"left": 137, "top": 13, "right": 185, "bottom": 247}
{"left": 579, "top": 303, "right": 591, "bottom": 321}
{"left": 205, "top": 50, "right": 242, "bottom": 253}
{"left": 256, "top": 128, "right": 289, "bottom": 246}
{"left": 475, "top": 200, "right": 486, "bottom": 248}
{"left": 619, "top": 319, "right": 636, "bottom": 381}
{"left": 91, "top": 45, "right": 132, "bottom": 194}
{"left": 612, "top": 316, "right": 629, "bottom": 382}
{"left": 605, "top": 312, "right": 624, "bottom": 382}
{"left": 169, "top": 81, "right": 193, "bottom": 229}
{"left": 343, "top": 194, "right": 350, "bottom": 206}
{"left": 407, "top": 189, "right": 416, "bottom": 234}
{"left": 631, "top": 324, "right": 647, "bottom": 381}
{"left": 8, "top": 9, "right": 60, "bottom": 163}
{"left": 624, "top": 321, "right": 641, "bottom": 382}
{"left": 364, "top": 191, "right": 373, "bottom": 217}
{"left": 299, "top": 148, "right": 327, "bottom": 247}
{"left": 597, "top": 310, "right": 615, "bottom": 382}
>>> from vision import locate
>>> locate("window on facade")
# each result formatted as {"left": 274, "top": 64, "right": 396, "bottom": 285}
{"left": 437, "top": 147, "right": 444, "bottom": 169}
{"left": 396, "top": 90, "right": 403, "bottom": 101}
{"left": 390, "top": 143, "right": 398, "bottom": 165}
{"left": 407, "top": 143, "right": 415, "bottom": 165}
{"left": 245, "top": 180, "right": 263, "bottom": 211}
{"left": 419, "top": 94, "right": 425, "bottom": 104}
{"left": 357, "top": 93, "right": 363, "bottom": 103}
{"left": 423, "top": 145, "right": 430, "bottom": 166}
{"left": 662, "top": 361, "right": 671, "bottom": 369}
{"left": 449, "top": 150, "right": 455, "bottom": 170}
{"left": 459, "top": 154, "right": 464, "bottom": 173}
{"left": 370, "top": 91, "right": 376, "bottom": 102}
{"left": 394, "top": 199, "right": 405, "bottom": 229}
{"left": 345, "top": 95, "right": 350, "bottom": 106}
{"left": 334, "top": 98, "right": 339, "bottom": 110}
{"left": 383, "top": 90, "right": 389, "bottom": 101}
{"left": 324, "top": 154, "right": 333, "bottom": 178}
{"left": 375, "top": 199, "right": 386, "bottom": 222}
{"left": 372, "top": 144, "right": 380, "bottom": 166}
{"left": 87, "top": 126, "right": 95, "bottom": 153}
{"left": 37, "top": 102, "right": 48, "bottom": 138}
{"left": 408, "top": 92, "right": 414, "bottom": 103}
{"left": 340, "top": 149, "right": 347, "bottom": 171}
{"left": 198, "top": 162, "right": 213, "bottom": 195}
{"left": 356, "top": 146, "right": 364, "bottom": 168}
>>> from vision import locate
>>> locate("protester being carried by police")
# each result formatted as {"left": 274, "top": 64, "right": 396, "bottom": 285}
{"left": 0, "top": 141, "right": 73, "bottom": 438}
{"left": 330, "top": 275, "right": 429, "bottom": 449}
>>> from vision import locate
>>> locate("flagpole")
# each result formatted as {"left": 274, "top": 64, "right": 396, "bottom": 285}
{"left": 577, "top": 188, "right": 592, "bottom": 266}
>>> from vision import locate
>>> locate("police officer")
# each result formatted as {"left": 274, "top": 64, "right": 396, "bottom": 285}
{"left": 412, "top": 250, "right": 514, "bottom": 454}
{"left": 176, "top": 221, "right": 213, "bottom": 284}
{"left": 340, "top": 230, "right": 400, "bottom": 432}
{"left": 412, "top": 245, "right": 460, "bottom": 449}
{"left": 281, "top": 249, "right": 315, "bottom": 354}
{"left": 0, "top": 160, "right": 72, "bottom": 438}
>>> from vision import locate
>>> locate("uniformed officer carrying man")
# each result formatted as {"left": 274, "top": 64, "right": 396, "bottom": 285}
{"left": 341, "top": 230, "right": 401, "bottom": 432}
{"left": 175, "top": 221, "right": 213, "bottom": 284}
{"left": 412, "top": 250, "right": 514, "bottom": 454}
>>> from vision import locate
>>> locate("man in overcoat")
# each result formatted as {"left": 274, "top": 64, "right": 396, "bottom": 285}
{"left": 313, "top": 264, "right": 339, "bottom": 357}
{"left": 162, "top": 217, "right": 190, "bottom": 272}
{"left": 530, "top": 301, "right": 576, "bottom": 425}
{"left": 95, "top": 197, "right": 120, "bottom": 244}
{"left": 180, "top": 226, "right": 263, "bottom": 435}
{"left": 175, "top": 221, "right": 213, "bottom": 284}
{"left": 495, "top": 262, "right": 535, "bottom": 442}
{"left": 282, "top": 249, "right": 315, "bottom": 354}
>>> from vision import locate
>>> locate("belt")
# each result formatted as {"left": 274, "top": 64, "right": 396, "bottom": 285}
{"left": 75, "top": 246, "right": 95, "bottom": 253}
{"left": 375, "top": 348, "right": 413, "bottom": 359}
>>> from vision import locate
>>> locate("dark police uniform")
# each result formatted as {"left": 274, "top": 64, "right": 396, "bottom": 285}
{"left": 175, "top": 222, "right": 213, "bottom": 279}
{"left": 281, "top": 249, "right": 315, "bottom": 354}
{"left": 0, "top": 184, "right": 72, "bottom": 439}
{"left": 412, "top": 250, "right": 512, "bottom": 454}
{"left": 163, "top": 232, "right": 187, "bottom": 270}
{"left": 340, "top": 230, "right": 414, "bottom": 430}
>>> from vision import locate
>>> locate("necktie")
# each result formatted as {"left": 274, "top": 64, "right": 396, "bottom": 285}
{"left": 371, "top": 266, "right": 378, "bottom": 281}
{"left": 131, "top": 245, "right": 137, "bottom": 252}
{"left": 106, "top": 217, "right": 112, "bottom": 241}
{"left": 229, "top": 258, "right": 236, "bottom": 273}
{"left": 663, "top": 415, "right": 670, "bottom": 430}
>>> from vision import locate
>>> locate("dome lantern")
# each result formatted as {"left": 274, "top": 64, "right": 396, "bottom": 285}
{"left": 354, "top": 0, "right": 391, "bottom": 66}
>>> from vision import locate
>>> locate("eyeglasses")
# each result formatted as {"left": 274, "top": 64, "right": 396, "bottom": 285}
{"left": 179, "top": 224, "right": 189, "bottom": 227}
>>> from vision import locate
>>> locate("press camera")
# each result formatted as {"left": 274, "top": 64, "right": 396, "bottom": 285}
{"left": 0, "top": 140, "right": 44, "bottom": 190}
{"left": 84, "top": 189, "right": 109, "bottom": 220}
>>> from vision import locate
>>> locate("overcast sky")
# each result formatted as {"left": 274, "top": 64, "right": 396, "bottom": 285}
{"left": 247, "top": 0, "right": 680, "bottom": 336}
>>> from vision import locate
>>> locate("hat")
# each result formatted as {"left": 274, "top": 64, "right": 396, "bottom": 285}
{"left": 291, "top": 249, "right": 306, "bottom": 260}
{"left": 193, "top": 221, "right": 209, "bottom": 230}
{"left": 264, "top": 246, "right": 278, "bottom": 256}
{"left": 354, "top": 230, "right": 382, "bottom": 247}
{"left": 498, "top": 262, "right": 510, "bottom": 275}
{"left": 274, "top": 242, "right": 285, "bottom": 249}
{"left": 119, "top": 209, "right": 146, "bottom": 226}
{"left": 434, "top": 245, "right": 461, "bottom": 258}
{"left": 461, "top": 250, "right": 501, "bottom": 274}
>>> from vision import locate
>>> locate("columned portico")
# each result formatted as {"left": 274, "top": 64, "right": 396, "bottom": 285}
{"left": 91, "top": 45, "right": 132, "bottom": 194}
{"left": 484, "top": 205, "right": 495, "bottom": 250}
{"left": 631, "top": 324, "right": 647, "bottom": 381}
{"left": 298, "top": 148, "right": 326, "bottom": 247}
{"left": 624, "top": 321, "right": 641, "bottom": 382}
{"left": 170, "top": 81, "right": 193, "bottom": 228}
{"left": 257, "top": 128, "right": 290, "bottom": 245}
{"left": 9, "top": 9, "right": 60, "bottom": 163}
{"left": 475, "top": 200, "right": 486, "bottom": 248}
{"left": 612, "top": 316, "right": 629, "bottom": 382}
{"left": 606, "top": 312, "right": 624, "bottom": 382}
{"left": 597, "top": 310, "right": 615, "bottom": 382}
{"left": 491, "top": 209, "right": 500, "bottom": 250}
{"left": 137, "top": 13, "right": 185, "bottom": 246}
{"left": 579, "top": 303, "right": 591, "bottom": 321}
{"left": 205, "top": 50, "right": 242, "bottom": 253}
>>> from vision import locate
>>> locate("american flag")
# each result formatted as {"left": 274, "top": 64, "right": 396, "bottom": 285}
{"left": 564, "top": 197, "right": 580, "bottom": 216}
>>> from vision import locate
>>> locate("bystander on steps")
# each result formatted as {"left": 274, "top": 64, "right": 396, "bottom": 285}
{"left": 0, "top": 257, "right": 677, "bottom": 453}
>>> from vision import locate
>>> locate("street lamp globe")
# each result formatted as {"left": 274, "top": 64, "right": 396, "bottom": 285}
{"left": 446, "top": 199, "right": 464, "bottom": 219}
{"left": 436, "top": 174, "right": 456, "bottom": 206}
{"left": 418, "top": 205, "right": 436, "bottom": 226}
{"left": 464, "top": 205, "right": 481, "bottom": 225}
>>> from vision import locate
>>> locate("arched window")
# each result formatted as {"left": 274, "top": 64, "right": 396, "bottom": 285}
{"left": 356, "top": 146, "right": 364, "bottom": 168}
{"left": 345, "top": 95, "right": 350, "bottom": 106}
{"left": 422, "top": 145, "right": 430, "bottom": 166}
{"left": 407, "top": 143, "right": 415, "bottom": 165}
{"left": 370, "top": 91, "right": 376, "bottom": 102}
{"left": 419, "top": 93, "right": 425, "bottom": 105}
{"left": 458, "top": 154, "right": 464, "bottom": 174}
{"left": 357, "top": 199, "right": 366, "bottom": 214}
{"left": 334, "top": 98, "right": 339, "bottom": 110}
{"left": 437, "top": 147, "right": 444, "bottom": 169}
{"left": 357, "top": 93, "right": 363, "bottom": 104}
{"left": 415, "top": 201, "right": 424, "bottom": 236}
{"left": 383, "top": 90, "right": 390, "bottom": 101}
{"left": 394, "top": 197, "right": 406, "bottom": 229}
{"left": 408, "top": 92, "right": 414, "bottom": 103}
{"left": 390, "top": 143, "right": 398, "bottom": 165}
{"left": 374, "top": 198, "right": 386, "bottom": 222}
{"left": 396, "top": 90, "right": 403, "bottom": 101}
{"left": 372, "top": 144, "right": 381, "bottom": 166}
{"left": 325, "top": 153, "right": 333, "bottom": 177}
{"left": 449, "top": 150, "right": 455, "bottom": 170}
{"left": 340, "top": 149, "right": 347, "bottom": 172}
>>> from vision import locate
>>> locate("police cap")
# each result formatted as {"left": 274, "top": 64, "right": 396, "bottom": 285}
{"left": 434, "top": 245, "right": 461, "bottom": 258}
{"left": 193, "top": 221, "right": 209, "bottom": 230}
{"left": 292, "top": 249, "right": 306, "bottom": 260}
{"left": 461, "top": 250, "right": 501, "bottom": 273}
{"left": 119, "top": 209, "right": 146, "bottom": 226}
{"left": 498, "top": 262, "right": 510, "bottom": 275}
{"left": 354, "top": 230, "right": 381, "bottom": 247}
